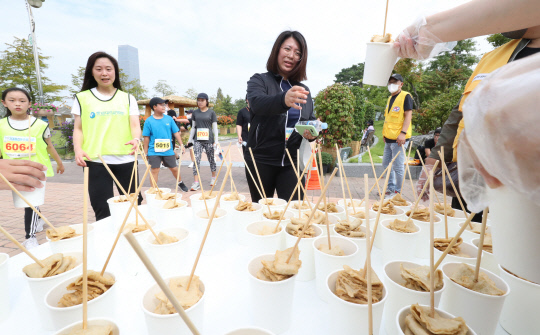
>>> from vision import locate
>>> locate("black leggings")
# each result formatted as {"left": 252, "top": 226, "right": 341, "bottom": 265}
{"left": 245, "top": 160, "right": 304, "bottom": 203}
{"left": 24, "top": 206, "right": 40, "bottom": 239}
{"left": 85, "top": 161, "right": 143, "bottom": 221}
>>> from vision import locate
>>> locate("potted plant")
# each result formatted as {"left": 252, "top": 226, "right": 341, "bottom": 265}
{"left": 217, "top": 115, "right": 234, "bottom": 135}
{"left": 320, "top": 151, "right": 333, "bottom": 174}
{"left": 29, "top": 102, "right": 57, "bottom": 117}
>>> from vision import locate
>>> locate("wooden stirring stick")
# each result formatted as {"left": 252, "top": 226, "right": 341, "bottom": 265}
{"left": 82, "top": 167, "right": 89, "bottom": 329}
{"left": 272, "top": 153, "right": 315, "bottom": 233}
{"left": 187, "top": 164, "right": 232, "bottom": 290}
{"left": 358, "top": 149, "right": 402, "bottom": 207}
{"left": 138, "top": 143, "right": 161, "bottom": 192}
{"left": 429, "top": 169, "right": 435, "bottom": 317}
{"left": 0, "top": 172, "right": 58, "bottom": 234}
{"left": 286, "top": 167, "right": 338, "bottom": 263}
{"left": 401, "top": 145, "right": 417, "bottom": 203}
{"left": 441, "top": 147, "right": 448, "bottom": 239}
{"left": 173, "top": 148, "right": 182, "bottom": 205}
{"left": 209, "top": 143, "right": 232, "bottom": 194}
{"left": 417, "top": 151, "right": 443, "bottom": 206}
{"left": 364, "top": 173, "right": 373, "bottom": 335}
{"left": 0, "top": 224, "right": 44, "bottom": 267}
{"left": 407, "top": 161, "right": 440, "bottom": 220}
{"left": 335, "top": 145, "right": 351, "bottom": 224}
{"left": 236, "top": 147, "right": 268, "bottom": 212}
{"left": 249, "top": 148, "right": 273, "bottom": 214}
{"left": 335, "top": 144, "right": 356, "bottom": 214}
{"left": 124, "top": 231, "right": 201, "bottom": 335}
{"left": 100, "top": 167, "right": 154, "bottom": 275}
{"left": 437, "top": 151, "right": 473, "bottom": 229}
{"left": 297, "top": 150, "right": 302, "bottom": 218}
{"left": 134, "top": 150, "right": 139, "bottom": 226}
{"left": 315, "top": 148, "right": 331, "bottom": 249}
{"left": 383, "top": 0, "right": 390, "bottom": 36}
{"left": 474, "top": 208, "right": 489, "bottom": 282}
{"left": 192, "top": 156, "right": 210, "bottom": 217}
{"left": 434, "top": 211, "right": 477, "bottom": 270}
{"left": 367, "top": 145, "right": 383, "bottom": 197}
{"left": 127, "top": 156, "right": 137, "bottom": 199}
{"left": 28, "top": 115, "right": 32, "bottom": 159}
{"left": 285, "top": 149, "right": 314, "bottom": 213}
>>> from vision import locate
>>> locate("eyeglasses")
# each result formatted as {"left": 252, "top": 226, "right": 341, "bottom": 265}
{"left": 281, "top": 46, "right": 302, "bottom": 61}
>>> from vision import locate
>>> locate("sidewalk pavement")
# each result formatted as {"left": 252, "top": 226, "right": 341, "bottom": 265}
{"left": 0, "top": 143, "right": 433, "bottom": 257}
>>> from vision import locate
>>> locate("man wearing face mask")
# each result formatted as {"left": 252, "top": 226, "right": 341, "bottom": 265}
{"left": 416, "top": 26, "right": 540, "bottom": 219}
{"left": 381, "top": 73, "right": 414, "bottom": 197}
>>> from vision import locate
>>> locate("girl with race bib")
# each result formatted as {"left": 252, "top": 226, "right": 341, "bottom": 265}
{"left": 72, "top": 51, "right": 142, "bottom": 221}
{"left": 0, "top": 87, "right": 64, "bottom": 249}
{"left": 187, "top": 93, "right": 218, "bottom": 191}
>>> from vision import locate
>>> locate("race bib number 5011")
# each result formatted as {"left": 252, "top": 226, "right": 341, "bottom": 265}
{"left": 3, "top": 136, "right": 36, "bottom": 158}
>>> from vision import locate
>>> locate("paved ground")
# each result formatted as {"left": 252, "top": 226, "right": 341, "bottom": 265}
{"left": 0, "top": 139, "right": 430, "bottom": 257}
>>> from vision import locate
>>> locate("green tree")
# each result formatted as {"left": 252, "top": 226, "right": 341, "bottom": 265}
{"left": 334, "top": 63, "right": 365, "bottom": 87}
{"left": 216, "top": 87, "right": 224, "bottom": 102}
{"left": 487, "top": 34, "right": 512, "bottom": 49}
{"left": 393, "top": 58, "right": 423, "bottom": 108}
{"left": 184, "top": 87, "right": 198, "bottom": 100}
{"left": 315, "top": 83, "right": 356, "bottom": 148}
{"left": 233, "top": 98, "right": 247, "bottom": 112}
{"left": 69, "top": 66, "right": 148, "bottom": 100}
{"left": 153, "top": 80, "right": 175, "bottom": 96}
{"left": 0, "top": 37, "right": 66, "bottom": 103}
{"left": 69, "top": 66, "right": 85, "bottom": 95}
{"left": 413, "top": 87, "right": 462, "bottom": 134}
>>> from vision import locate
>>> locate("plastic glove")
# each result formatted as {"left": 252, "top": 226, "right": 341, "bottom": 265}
{"left": 394, "top": 16, "right": 457, "bottom": 60}
{"left": 416, "top": 162, "right": 434, "bottom": 201}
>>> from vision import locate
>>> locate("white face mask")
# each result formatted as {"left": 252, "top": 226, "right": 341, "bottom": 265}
{"left": 388, "top": 84, "right": 400, "bottom": 93}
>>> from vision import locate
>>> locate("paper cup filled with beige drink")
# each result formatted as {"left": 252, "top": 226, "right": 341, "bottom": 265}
{"left": 363, "top": 34, "right": 398, "bottom": 86}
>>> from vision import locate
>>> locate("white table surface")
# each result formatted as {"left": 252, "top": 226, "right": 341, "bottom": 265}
{"left": 0, "top": 205, "right": 509, "bottom": 334}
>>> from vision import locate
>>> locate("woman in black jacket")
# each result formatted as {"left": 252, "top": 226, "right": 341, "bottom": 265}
{"left": 246, "top": 30, "right": 316, "bottom": 202}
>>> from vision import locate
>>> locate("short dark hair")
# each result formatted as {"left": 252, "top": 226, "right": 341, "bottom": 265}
{"left": 2, "top": 87, "right": 31, "bottom": 117}
{"left": 266, "top": 30, "right": 308, "bottom": 82}
{"left": 80, "top": 51, "right": 122, "bottom": 92}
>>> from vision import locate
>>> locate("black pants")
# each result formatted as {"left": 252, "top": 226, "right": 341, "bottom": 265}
{"left": 85, "top": 161, "right": 143, "bottom": 221}
{"left": 245, "top": 160, "right": 304, "bottom": 203}
{"left": 24, "top": 206, "right": 40, "bottom": 239}
{"left": 451, "top": 196, "right": 482, "bottom": 223}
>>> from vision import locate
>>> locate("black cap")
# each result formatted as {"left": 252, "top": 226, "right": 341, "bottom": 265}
{"left": 166, "top": 109, "right": 177, "bottom": 117}
{"left": 389, "top": 73, "right": 404, "bottom": 83}
{"left": 185, "top": 109, "right": 193, "bottom": 114}
{"left": 149, "top": 97, "right": 170, "bottom": 108}
{"left": 197, "top": 93, "right": 208, "bottom": 100}
{"left": 434, "top": 127, "right": 442, "bottom": 135}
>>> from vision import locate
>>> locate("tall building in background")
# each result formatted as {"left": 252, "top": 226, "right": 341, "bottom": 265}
{"left": 118, "top": 45, "right": 140, "bottom": 83}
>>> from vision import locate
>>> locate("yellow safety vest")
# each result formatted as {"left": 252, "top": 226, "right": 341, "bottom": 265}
{"left": 452, "top": 39, "right": 521, "bottom": 162}
{"left": 382, "top": 90, "right": 413, "bottom": 140}
{"left": 76, "top": 89, "right": 133, "bottom": 159}
{"left": 0, "top": 117, "right": 54, "bottom": 177}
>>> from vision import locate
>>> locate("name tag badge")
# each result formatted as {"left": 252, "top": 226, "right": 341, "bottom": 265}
{"left": 3, "top": 136, "right": 36, "bottom": 158}
{"left": 197, "top": 128, "right": 210, "bottom": 141}
{"left": 472, "top": 73, "right": 489, "bottom": 82}
{"left": 154, "top": 139, "right": 171, "bottom": 152}
{"left": 285, "top": 127, "right": 294, "bottom": 141}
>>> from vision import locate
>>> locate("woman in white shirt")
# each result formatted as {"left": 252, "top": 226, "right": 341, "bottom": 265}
{"left": 71, "top": 51, "right": 142, "bottom": 221}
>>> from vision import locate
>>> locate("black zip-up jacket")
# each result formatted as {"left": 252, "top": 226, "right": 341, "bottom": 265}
{"left": 246, "top": 71, "right": 315, "bottom": 167}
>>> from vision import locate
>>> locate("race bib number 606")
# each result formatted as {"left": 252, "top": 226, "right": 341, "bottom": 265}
{"left": 3, "top": 136, "right": 36, "bottom": 158}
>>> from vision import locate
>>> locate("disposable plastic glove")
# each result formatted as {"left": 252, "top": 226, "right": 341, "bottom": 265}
{"left": 416, "top": 162, "right": 434, "bottom": 201}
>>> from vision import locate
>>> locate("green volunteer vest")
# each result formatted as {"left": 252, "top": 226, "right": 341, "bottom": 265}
{"left": 76, "top": 89, "right": 133, "bottom": 159}
{"left": 0, "top": 117, "right": 54, "bottom": 177}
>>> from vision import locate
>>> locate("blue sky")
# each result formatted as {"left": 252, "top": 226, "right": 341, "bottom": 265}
{"left": 1, "top": 0, "right": 493, "bottom": 105}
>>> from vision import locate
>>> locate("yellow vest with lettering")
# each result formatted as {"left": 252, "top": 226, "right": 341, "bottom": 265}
{"left": 76, "top": 89, "right": 133, "bottom": 159}
{"left": 382, "top": 90, "right": 413, "bottom": 140}
{"left": 0, "top": 117, "right": 54, "bottom": 177}
{"left": 452, "top": 39, "right": 521, "bottom": 162}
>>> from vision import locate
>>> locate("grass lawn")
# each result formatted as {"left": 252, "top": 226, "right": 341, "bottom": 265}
{"left": 50, "top": 129, "right": 73, "bottom": 159}
{"left": 361, "top": 120, "right": 418, "bottom": 163}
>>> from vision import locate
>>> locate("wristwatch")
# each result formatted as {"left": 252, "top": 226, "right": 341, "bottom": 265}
{"left": 400, "top": 131, "right": 407, "bottom": 135}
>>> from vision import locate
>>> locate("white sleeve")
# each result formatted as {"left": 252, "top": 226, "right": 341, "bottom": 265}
{"left": 129, "top": 95, "right": 139, "bottom": 116}
{"left": 189, "top": 121, "right": 196, "bottom": 143}
{"left": 71, "top": 97, "right": 81, "bottom": 116}
{"left": 212, "top": 122, "right": 218, "bottom": 143}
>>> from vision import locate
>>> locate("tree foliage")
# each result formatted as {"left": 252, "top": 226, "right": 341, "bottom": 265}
{"left": 487, "top": 34, "right": 512, "bottom": 49}
{"left": 334, "top": 63, "right": 365, "bottom": 87}
{"left": 315, "top": 83, "right": 356, "bottom": 148}
{"left": 0, "top": 37, "right": 66, "bottom": 104}
{"left": 153, "top": 80, "right": 175, "bottom": 97}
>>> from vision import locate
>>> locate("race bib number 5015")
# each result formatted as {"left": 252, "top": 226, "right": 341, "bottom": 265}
{"left": 154, "top": 139, "right": 171, "bottom": 152}
{"left": 3, "top": 136, "right": 36, "bottom": 158}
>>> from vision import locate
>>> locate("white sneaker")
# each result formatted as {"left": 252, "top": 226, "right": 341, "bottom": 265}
{"left": 22, "top": 237, "right": 39, "bottom": 249}
{"left": 210, "top": 177, "right": 216, "bottom": 186}
{"left": 160, "top": 163, "right": 166, "bottom": 169}
{"left": 36, "top": 218, "right": 45, "bottom": 233}
{"left": 188, "top": 162, "right": 194, "bottom": 168}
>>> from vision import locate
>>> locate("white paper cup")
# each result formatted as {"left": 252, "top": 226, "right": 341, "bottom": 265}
{"left": 258, "top": 198, "right": 286, "bottom": 212}
{"left": 262, "top": 209, "right": 295, "bottom": 229}
{"left": 333, "top": 225, "right": 371, "bottom": 266}
{"left": 224, "top": 327, "right": 275, "bottom": 335}
{"left": 0, "top": 253, "right": 9, "bottom": 323}
{"left": 436, "top": 208, "right": 467, "bottom": 236}
{"left": 458, "top": 221, "right": 492, "bottom": 244}
{"left": 244, "top": 221, "right": 284, "bottom": 254}
{"left": 190, "top": 193, "right": 218, "bottom": 217}
{"left": 233, "top": 203, "right": 263, "bottom": 233}
{"left": 143, "top": 227, "right": 190, "bottom": 277}
{"left": 383, "top": 261, "right": 445, "bottom": 335}
{"left": 470, "top": 238, "right": 499, "bottom": 275}
{"left": 393, "top": 201, "right": 412, "bottom": 213}
{"left": 149, "top": 200, "right": 189, "bottom": 228}
{"left": 54, "top": 318, "right": 120, "bottom": 335}
{"left": 194, "top": 208, "right": 229, "bottom": 255}
{"left": 488, "top": 186, "right": 540, "bottom": 283}
{"left": 144, "top": 187, "right": 171, "bottom": 207}
{"left": 396, "top": 304, "right": 477, "bottom": 335}
{"left": 45, "top": 271, "right": 117, "bottom": 330}
{"left": 346, "top": 210, "right": 376, "bottom": 229}
{"left": 326, "top": 269, "right": 387, "bottom": 335}
{"left": 284, "top": 224, "right": 322, "bottom": 281}
{"left": 499, "top": 265, "right": 540, "bottom": 334}
{"left": 312, "top": 211, "right": 340, "bottom": 237}
{"left": 107, "top": 195, "right": 138, "bottom": 227}
{"left": 412, "top": 215, "right": 443, "bottom": 258}
{"left": 313, "top": 236, "right": 359, "bottom": 302}
{"left": 440, "top": 262, "right": 509, "bottom": 335}
{"left": 363, "top": 42, "right": 398, "bottom": 86}
{"left": 47, "top": 224, "right": 95, "bottom": 256}
{"left": 433, "top": 242, "right": 477, "bottom": 268}
{"left": 380, "top": 219, "right": 420, "bottom": 264}
{"left": 370, "top": 206, "right": 406, "bottom": 249}
{"left": 338, "top": 198, "right": 363, "bottom": 209}
{"left": 220, "top": 192, "right": 246, "bottom": 212}
{"left": 13, "top": 180, "right": 46, "bottom": 208}
{"left": 289, "top": 200, "right": 315, "bottom": 216}
{"left": 248, "top": 254, "right": 297, "bottom": 334}
{"left": 24, "top": 251, "right": 82, "bottom": 330}
{"left": 142, "top": 276, "right": 205, "bottom": 335}
{"left": 317, "top": 204, "right": 346, "bottom": 220}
